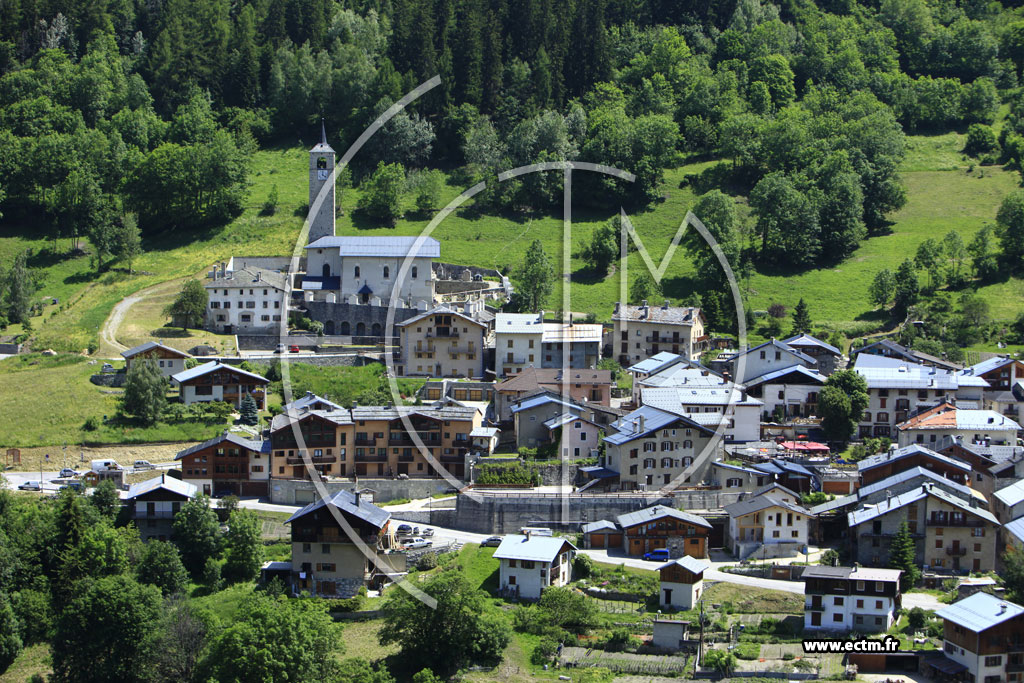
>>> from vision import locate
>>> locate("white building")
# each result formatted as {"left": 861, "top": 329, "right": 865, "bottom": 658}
{"left": 204, "top": 265, "right": 288, "bottom": 334}
{"left": 640, "top": 384, "right": 762, "bottom": 443}
{"left": 171, "top": 361, "right": 270, "bottom": 410}
{"left": 493, "top": 534, "right": 577, "bottom": 599}
{"left": 744, "top": 365, "right": 827, "bottom": 421}
{"left": 854, "top": 354, "right": 989, "bottom": 439}
{"left": 302, "top": 236, "right": 438, "bottom": 307}
{"left": 494, "top": 312, "right": 601, "bottom": 377}
{"left": 896, "top": 401, "right": 1021, "bottom": 448}
{"left": 657, "top": 555, "right": 710, "bottom": 610}
{"left": 728, "top": 338, "right": 818, "bottom": 385}
{"left": 934, "top": 593, "right": 1024, "bottom": 683}
{"left": 121, "top": 341, "right": 192, "bottom": 378}
{"left": 803, "top": 566, "right": 902, "bottom": 633}
{"left": 724, "top": 491, "right": 814, "bottom": 560}
{"left": 627, "top": 352, "right": 687, "bottom": 403}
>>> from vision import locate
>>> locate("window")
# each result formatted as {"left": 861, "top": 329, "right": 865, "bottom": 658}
{"left": 521, "top": 561, "right": 535, "bottom": 569}
{"left": 856, "top": 580, "right": 865, "bottom": 591}
{"left": 411, "top": 266, "right": 418, "bottom": 279}
{"left": 316, "top": 563, "right": 336, "bottom": 572}
{"left": 856, "top": 599, "right": 864, "bottom": 608}
{"left": 834, "top": 596, "right": 844, "bottom": 606}
{"left": 383, "top": 266, "right": 390, "bottom": 278}
{"left": 508, "top": 575, "right": 516, "bottom": 585}
{"left": 875, "top": 600, "right": 883, "bottom": 609}
{"left": 973, "top": 527, "right": 985, "bottom": 537}
{"left": 936, "top": 540, "right": 943, "bottom": 549}
{"left": 353, "top": 266, "right": 360, "bottom": 278}
{"left": 833, "top": 613, "right": 843, "bottom": 622}
{"left": 975, "top": 543, "right": 982, "bottom": 552}
{"left": 321, "top": 544, "right": 330, "bottom": 554}
{"left": 508, "top": 560, "right": 516, "bottom": 568}
{"left": 986, "top": 657, "right": 1003, "bottom": 667}
{"left": 302, "top": 543, "right": 311, "bottom": 553}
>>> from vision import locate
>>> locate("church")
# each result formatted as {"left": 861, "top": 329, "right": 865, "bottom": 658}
{"left": 203, "top": 122, "right": 509, "bottom": 340}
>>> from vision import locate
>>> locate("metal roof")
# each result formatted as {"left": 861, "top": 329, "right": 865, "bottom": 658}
{"left": 848, "top": 484, "right": 997, "bottom": 527}
{"left": 281, "top": 392, "right": 344, "bottom": 414}
{"left": 858, "top": 444, "right": 971, "bottom": 474}
{"left": 742, "top": 364, "right": 827, "bottom": 388}
{"left": 640, "top": 364, "right": 733, "bottom": 390}
{"left": 304, "top": 236, "right": 441, "bottom": 257}
{"left": 995, "top": 478, "right": 1024, "bottom": 508}
{"left": 856, "top": 466, "right": 973, "bottom": 501}
{"left": 171, "top": 361, "right": 269, "bottom": 384}
{"left": 850, "top": 567, "right": 903, "bottom": 582}
{"left": 470, "top": 426, "right": 500, "bottom": 438}
{"left": 628, "top": 352, "right": 684, "bottom": 374}
{"left": 493, "top": 534, "right": 577, "bottom": 562}
{"left": 207, "top": 266, "right": 288, "bottom": 291}
{"left": 495, "top": 313, "right": 545, "bottom": 334}
{"left": 541, "top": 323, "right": 603, "bottom": 343}
{"left": 711, "top": 460, "right": 764, "bottom": 476}
{"left": 782, "top": 333, "right": 841, "bottom": 357}
{"left": 1005, "top": 518, "right": 1024, "bottom": 545}
{"left": 641, "top": 385, "right": 762, "bottom": 409}
{"left": 854, "top": 354, "right": 984, "bottom": 390}
{"left": 582, "top": 520, "right": 618, "bottom": 533}
{"left": 657, "top": 556, "right": 710, "bottom": 574}
{"left": 270, "top": 409, "right": 354, "bottom": 433}
{"left": 724, "top": 493, "right": 812, "bottom": 518}
{"left": 543, "top": 412, "right": 597, "bottom": 430}
{"left": 121, "top": 341, "right": 191, "bottom": 359}
{"left": 395, "top": 306, "right": 487, "bottom": 329}
{"left": 284, "top": 489, "right": 391, "bottom": 529}
{"left": 616, "top": 505, "right": 711, "bottom": 530}
{"left": 936, "top": 592, "right": 1024, "bottom": 632}
{"left": 175, "top": 431, "right": 268, "bottom": 460}
{"left": 801, "top": 565, "right": 854, "bottom": 580}
{"left": 964, "top": 356, "right": 1018, "bottom": 377}
{"left": 126, "top": 474, "right": 197, "bottom": 500}
{"left": 734, "top": 339, "right": 816, "bottom": 367}
{"left": 511, "top": 394, "right": 581, "bottom": 414}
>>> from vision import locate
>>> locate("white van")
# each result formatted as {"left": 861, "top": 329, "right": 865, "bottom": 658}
{"left": 90, "top": 459, "right": 122, "bottom": 473}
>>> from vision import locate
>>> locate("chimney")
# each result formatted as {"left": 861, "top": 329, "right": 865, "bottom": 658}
{"left": 1001, "top": 603, "right": 1008, "bottom": 614}
{"left": 538, "top": 310, "right": 545, "bottom": 323}
{"left": 638, "top": 414, "right": 646, "bottom": 433}
{"left": 524, "top": 529, "right": 531, "bottom": 540}
{"left": 256, "top": 271, "right": 261, "bottom": 282}
{"left": 614, "top": 301, "right": 620, "bottom": 315}
{"left": 922, "top": 483, "right": 928, "bottom": 494}
{"left": 886, "top": 489, "right": 892, "bottom": 500}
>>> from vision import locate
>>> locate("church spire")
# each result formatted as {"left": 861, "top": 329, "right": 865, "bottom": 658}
{"left": 320, "top": 117, "right": 327, "bottom": 146}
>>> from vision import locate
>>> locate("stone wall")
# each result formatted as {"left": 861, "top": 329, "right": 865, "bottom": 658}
{"left": 435, "top": 280, "right": 494, "bottom": 295}
{"left": 432, "top": 262, "right": 502, "bottom": 280}
{"left": 303, "top": 301, "right": 419, "bottom": 337}
{"left": 269, "top": 477, "right": 455, "bottom": 505}
{"left": 90, "top": 372, "right": 127, "bottom": 387}
{"left": 0, "top": 343, "right": 21, "bottom": 354}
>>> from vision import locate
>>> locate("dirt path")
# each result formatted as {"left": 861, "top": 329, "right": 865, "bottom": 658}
{"left": 98, "top": 291, "right": 146, "bottom": 356}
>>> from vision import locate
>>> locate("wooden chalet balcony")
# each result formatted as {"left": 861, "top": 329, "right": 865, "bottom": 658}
{"left": 397, "top": 454, "right": 415, "bottom": 462}
{"left": 285, "top": 454, "right": 337, "bottom": 465}
{"left": 440, "top": 453, "right": 466, "bottom": 463}
{"left": 646, "top": 335, "right": 681, "bottom": 343}
{"left": 354, "top": 437, "right": 377, "bottom": 446}
{"left": 945, "top": 546, "right": 967, "bottom": 556}
{"left": 292, "top": 530, "right": 380, "bottom": 545}
{"left": 427, "top": 329, "right": 459, "bottom": 338}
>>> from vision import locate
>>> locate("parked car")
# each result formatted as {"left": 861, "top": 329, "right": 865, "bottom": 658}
{"left": 405, "top": 538, "right": 432, "bottom": 549}
{"left": 396, "top": 524, "right": 413, "bottom": 536}
{"left": 133, "top": 460, "right": 155, "bottom": 470}
{"left": 421, "top": 528, "right": 434, "bottom": 537}
{"left": 60, "top": 482, "right": 84, "bottom": 492}
{"left": 276, "top": 343, "right": 286, "bottom": 353}
{"left": 58, "top": 468, "right": 78, "bottom": 478}
{"left": 412, "top": 527, "right": 421, "bottom": 536}
{"left": 18, "top": 481, "right": 41, "bottom": 491}
{"left": 481, "top": 536, "right": 503, "bottom": 547}
{"left": 289, "top": 345, "right": 300, "bottom": 353}
{"left": 101, "top": 363, "right": 114, "bottom": 373}
{"left": 643, "top": 548, "right": 670, "bottom": 562}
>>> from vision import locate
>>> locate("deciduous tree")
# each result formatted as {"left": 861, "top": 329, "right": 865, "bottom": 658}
{"left": 172, "top": 494, "right": 221, "bottom": 579}
{"left": 120, "top": 356, "right": 167, "bottom": 426}
{"left": 222, "top": 508, "right": 262, "bottom": 583}
{"left": 165, "top": 278, "right": 208, "bottom": 331}
{"left": 137, "top": 540, "right": 188, "bottom": 596}
{"left": 513, "top": 239, "right": 554, "bottom": 312}
{"left": 820, "top": 369, "right": 869, "bottom": 442}
{"left": 870, "top": 269, "right": 895, "bottom": 309}
{"left": 357, "top": 161, "right": 405, "bottom": 226}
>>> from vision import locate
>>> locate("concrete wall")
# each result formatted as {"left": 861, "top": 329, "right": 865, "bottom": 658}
{"left": 269, "top": 477, "right": 454, "bottom": 505}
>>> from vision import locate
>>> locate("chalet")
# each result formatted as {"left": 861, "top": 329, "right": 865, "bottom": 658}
{"left": 639, "top": 383, "right": 763, "bottom": 443}
{"left": 802, "top": 566, "right": 902, "bottom": 633}
{"left": 121, "top": 341, "right": 192, "bottom": 378}
{"left": 470, "top": 426, "right": 500, "bottom": 455}
{"left": 858, "top": 444, "right": 971, "bottom": 487}
{"left": 710, "top": 461, "right": 771, "bottom": 492}
{"left": 749, "top": 459, "right": 817, "bottom": 494}
{"left": 494, "top": 534, "right": 576, "bottom": 600}
{"left": 395, "top": 306, "right": 490, "bottom": 379}
{"left": 930, "top": 593, "right": 1024, "bottom": 683}
{"left": 418, "top": 380, "right": 496, "bottom": 413}
{"left": 781, "top": 333, "right": 842, "bottom": 375}
{"left": 724, "top": 491, "right": 813, "bottom": 560}
{"left": 171, "top": 361, "right": 269, "bottom": 410}
{"left": 852, "top": 338, "right": 962, "bottom": 371}
{"left": 657, "top": 555, "right": 710, "bottom": 610}
{"left": 494, "top": 312, "right": 602, "bottom": 377}
{"left": 281, "top": 391, "right": 344, "bottom": 413}
{"left": 175, "top": 431, "right": 271, "bottom": 497}
{"left": 494, "top": 367, "right": 612, "bottom": 422}
{"left": 743, "top": 364, "right": 826, "bottom": 421}
{"left": 727, "top": 338, "right": 817, "bottom": 385}
{"left": 270, "top": 408, "right": 354, "bottom": 480}
{"left": 125, "top": 474, "right": 197, "bottom": 542}
{"left": 616, "top": 505, "right": 711, "bottom": 558}
{"left": 896, "top": 401, "right": 1020, "bottom": 449}
{"left": 612, "top": 300, "right": 707, "bottom": 365}
{"left": 602, "top": 406, "right": 720, "bottom": 490}
{"left": 847, "top": 483, "right": 999, "bottom": 574}
{"left": 285, "top": 489, "right": 393, "bottom": 598}
{"left": 811, "top": 466, "right": 983, "bottom": 519}
{"left": 962, "top": 356, "right": 1024, "bottom": 422}
{"left": 853, "top": 354, "right": 988, "bottom": 439}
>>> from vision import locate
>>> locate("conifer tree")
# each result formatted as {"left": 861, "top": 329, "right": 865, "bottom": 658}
{"left": 239, "top": 394, "right": 258, "bottom": 426}
{"left": 888, "top": 520, "right": 920, "bottom": 589}
{"left": 791, "top": 298, "right": 812, "bottom": 335}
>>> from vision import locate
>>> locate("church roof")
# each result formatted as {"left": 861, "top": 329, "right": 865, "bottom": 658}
{"left": 310, "top": 118, "right": 334, "bottom": 153}
{"left": 304, "top": 236, "right": 441, "bottom": 258}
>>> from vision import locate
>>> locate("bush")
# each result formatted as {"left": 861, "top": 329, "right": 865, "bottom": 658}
{"left": 511, "top": 604, "right": 549, "bottom": 635}
{"left": 704, "top": 649, "right": 736, "bottom": 675}
{"left": 907, "top": 607, "right": 929, "bottom": 629}
{"left": 573, "top": 554, "right": 593, "bottom": 579}
{"left": 202, "top": 557, "right": 222, "bottom": 591}
{"left": 734, "top": 642, "right": 761, "bottom": 659}
{"left": 531, "top": 636, "right": 559, "bottom": 665}
{"left": 819, "top": 549, "right": 840, "bottom": 566}
{"left": 599, "top": 627, "right": 640, "bottom": 652}
{"left": 82, "top": 416, "right": 99, "bottom": 431}
{"left": 416, "top": 552, "right": 438, "bottom": 571}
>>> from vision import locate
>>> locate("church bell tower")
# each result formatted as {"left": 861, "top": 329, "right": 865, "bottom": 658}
{"left": 308, "top": 119, "right": 335, "bottom": 244}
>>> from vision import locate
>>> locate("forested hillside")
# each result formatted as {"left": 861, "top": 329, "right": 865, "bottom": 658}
{"left": 1, "top": 0, "right": 1023, "bottom": 348}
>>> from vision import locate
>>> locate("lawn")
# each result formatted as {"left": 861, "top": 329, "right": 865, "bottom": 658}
{"left": 0, "top": 643, "right": 51, "bottom": 682}
{"left": 0, "top": 352, "right": 232, "bottom": 449}
{"left": 456, "top": 543, "right": 501, "bottom": 594}
{"left": 10, "top": 131, "right": 1024, "bottom": 359}
{"left": 701, "top": 581, "right": 804, "bottom": 614}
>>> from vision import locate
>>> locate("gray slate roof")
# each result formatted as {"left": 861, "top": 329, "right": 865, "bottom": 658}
{"left": 126, "top": 474, "right": 197, "bottom": 500}
{"left": 724, "top": 493, "right": 812, "bottom": 518}
{"left": 782, "top": 333, "right": 841, "bottom": 357}
{"left": 493, "top": 534, "right": 577, "bottom": 562}
{"left": 613, "top": 303, "right": 701, "bottom": 325}
{"left": 657, "top": 556, "right": 710, "bottom": 574}
{"left": 616, "top": 505, "right": 711, "bottom": 530}
{"left": 206, "top": 267, "right": 287, "bottom": 291}
{"left": 857, "top": 444, "right": 971, "bottom": 474}
{"left": 582, "top": 520, "right": 618, "bottom": 533}
{"left": 171, "top": 361, "right": 269, "bottom": 384}
{"left": 284, "top": 489, "right": 390, "bottom": 529}
{"left": 175, "top": 432, "right": 269, "bottom": 460}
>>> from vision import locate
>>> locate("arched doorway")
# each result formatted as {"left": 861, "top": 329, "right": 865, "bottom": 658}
{"left": 356, "top": 322, "right": 366, "bottom": 336}
{"left": 325, "top": 320, "right": 335, "bottom": 334}
{"left": 340, "top": 321, "right": 350, "bottom": 335}
{"left": 371, "top": 322, "right": 382, "bottom": 337}
{"left": 322, "top": 263, "right": 331, "bottom": 278}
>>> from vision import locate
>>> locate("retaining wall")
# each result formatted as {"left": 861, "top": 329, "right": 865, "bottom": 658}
{"left": 268, "top": 477, "right": 455, "bottom": 505}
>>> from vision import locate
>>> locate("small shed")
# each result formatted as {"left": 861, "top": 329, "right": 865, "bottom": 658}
{"left": 581, "top": 519, "right": 621, "bottom": 549}
{"left": 651, "top": 620, "right": 693, "bottom": 651}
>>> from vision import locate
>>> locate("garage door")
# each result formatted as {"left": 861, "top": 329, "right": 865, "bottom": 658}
{"left": 607, "top": 533, "right": 622, "bottom": 547}
{"left": 294, "top": 488, "right": 315, "bottom": 504}
{"left": 590, "top": 533, "right": 605, "bottom": 547}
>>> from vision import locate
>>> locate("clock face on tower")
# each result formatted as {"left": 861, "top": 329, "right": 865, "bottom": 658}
{"left": 317, "top": 169, "right": 329, "bottom": 181}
